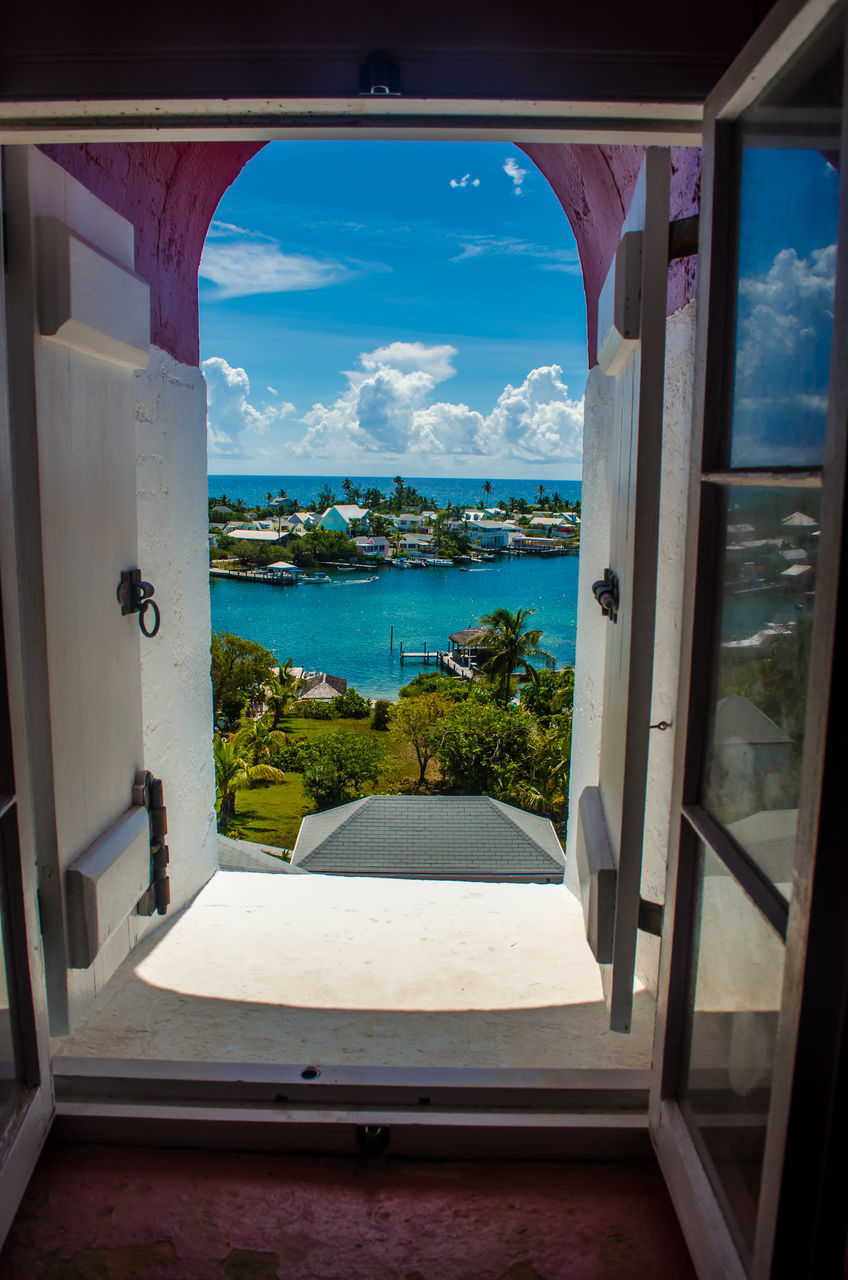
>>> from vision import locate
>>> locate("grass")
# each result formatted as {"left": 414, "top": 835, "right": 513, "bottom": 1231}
{"left": 228, "top": 715, "right": 424, "bottom": 849}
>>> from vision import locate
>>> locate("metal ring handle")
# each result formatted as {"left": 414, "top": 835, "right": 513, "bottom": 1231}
{"left": 138, "top": 599, "right": 161, "bottom": 638}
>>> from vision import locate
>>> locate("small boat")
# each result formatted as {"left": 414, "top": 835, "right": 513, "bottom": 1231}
{"left": 393, "top": 559, "right": 409, "bottom": 568}
{"left": 300, "top": 572, "right": 330, "bottom": 584}
{"left": 339, "top": 576, "right": 378, "bottom": 585}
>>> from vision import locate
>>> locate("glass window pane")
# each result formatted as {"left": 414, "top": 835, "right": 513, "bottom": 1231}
{"left": 0, "top": 841, "right": 22, "bottom": 1125}
{"left": 728, "top": 37, "right": 842, "bottom": 467}
{"left": 682, "top": 844, "right": 786, "bottom": 1260}
{"left": 702, "top": 487, "right": 818, "bottom": 891}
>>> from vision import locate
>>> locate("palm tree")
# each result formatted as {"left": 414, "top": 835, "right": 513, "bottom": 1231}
{"left": 478, "top": 606, "right": 552, "bottom": 705}
{"left": 392, "top": 475, "right": 404, "bottom": 511}
{"left": 482, "top": 479, "right": 493, "bottom": 503}
{"left": 536, "top": 483, "right": 546, "bottom": 508}
{"left": 213, "top": 733, "right": 284, "bottom": 831}
{"left": 238, "top": 717, "right": 288, "bottom": 767}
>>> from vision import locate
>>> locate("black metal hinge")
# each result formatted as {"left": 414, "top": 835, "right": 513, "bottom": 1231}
{"left": 134, "top": 769, "right": 170, "bottom": 916}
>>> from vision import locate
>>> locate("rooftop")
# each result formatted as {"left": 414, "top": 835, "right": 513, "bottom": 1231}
{"left": 290, "top": 795, "right": 565, "bottom": 882}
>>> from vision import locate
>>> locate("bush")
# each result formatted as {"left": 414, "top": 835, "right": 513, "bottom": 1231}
{"left": 295, "top": 699, "right": 335, "bottom": 719}
{"left": 300, "top": 730, "right": 385, "bottom": 810}
{"left": 371, "top": 700, "right": 391, "bottom": 731}
{"left": 433, "top": 700, "right": 533, "bottom": 796}
{"left": 398, "top": 672, "right": 470, "bottom": 701}
{"left": 331, "top": 687, "right": 371, "bottom": 718}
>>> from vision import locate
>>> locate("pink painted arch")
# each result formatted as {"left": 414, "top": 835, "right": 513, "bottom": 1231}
{"left": 41, "top": 141, "right": 700, "bottom": 369}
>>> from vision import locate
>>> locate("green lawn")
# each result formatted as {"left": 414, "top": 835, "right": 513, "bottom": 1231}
{"left": 227, "top": 716, "right": 423, "bottom": 849}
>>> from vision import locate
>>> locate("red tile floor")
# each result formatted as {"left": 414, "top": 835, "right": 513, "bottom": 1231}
{"left": 1, "top": 1143, "right": 697, "bottom": 1279}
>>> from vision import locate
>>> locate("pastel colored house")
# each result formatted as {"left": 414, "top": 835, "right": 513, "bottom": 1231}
{"left": 353, "top": 535, "right": 389, "bottom": 557}
{"left": 319, "top": 504, "right": 371, "bottom": 532}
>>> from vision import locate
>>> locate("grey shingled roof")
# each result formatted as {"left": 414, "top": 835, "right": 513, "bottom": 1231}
{"left": 301, "top": 672, "right": 347, "bottom": 700}
{"left": 290, "top": 795, "right": 565, "bottom": 883}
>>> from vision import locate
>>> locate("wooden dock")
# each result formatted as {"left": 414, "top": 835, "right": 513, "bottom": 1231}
{"left": 209, "top": 567, "right": 298, "bottom": 586}
{"left": 398, "top": 644, "right": 476, "bottom": 682}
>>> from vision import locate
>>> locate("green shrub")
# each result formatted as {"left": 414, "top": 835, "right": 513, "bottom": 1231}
{"left": 300, "top": 730, "right": 385, "bottom": 810}
{"left": 331, "top": 687, "right": 371, "bottom": 718}
{"left": 371, "top": 700, "right": 392, "bottom": 731}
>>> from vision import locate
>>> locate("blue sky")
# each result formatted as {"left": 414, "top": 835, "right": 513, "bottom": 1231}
{"left": 201, "top": 142, "right": 588, "bottom": 478}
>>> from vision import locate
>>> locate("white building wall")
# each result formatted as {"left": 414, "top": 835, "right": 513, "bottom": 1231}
{"left": 135, "top": 348, "right": 218, "bottom": 918}
{"left": 566, "top": 300, "right": 696, "bottom": 997}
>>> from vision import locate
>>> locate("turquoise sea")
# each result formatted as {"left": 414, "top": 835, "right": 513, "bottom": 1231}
{"left": 208, "top": 475, "right": 582, "bottom": 700}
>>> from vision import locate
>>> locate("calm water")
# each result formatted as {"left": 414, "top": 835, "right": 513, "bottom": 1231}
{"left": 208, "top": 474, "right": 581, "bottom": 699}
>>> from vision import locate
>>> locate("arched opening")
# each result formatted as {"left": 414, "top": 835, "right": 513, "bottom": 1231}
{"left": 30, "top": 135, "right": 699, "bottom": 1074}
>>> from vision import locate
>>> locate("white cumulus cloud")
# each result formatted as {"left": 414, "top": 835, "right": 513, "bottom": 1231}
{"left": 450, "top": 173, "right": 481, "bottom": 188}
{"left": 503, "top": 156, "right": 528, "bottom": 195}
{"left": 203, "top": 356, "right": 294, "bottom": 458}
{"left": 733, "top": 243, "right": 836, "bottom": 462}
{"left": 289, "top": 343, "right": 582, "bottom": 464}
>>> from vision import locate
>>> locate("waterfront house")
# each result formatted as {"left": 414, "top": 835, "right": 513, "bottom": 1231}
{"left": 319, "top": 504, "right": 371, "bottom": 533}
{"left": 353, "top": 535, "right": 389, "bottom": 557}
{"left": 220, "top": 527, "right": 284, "bottom": 544}
{"left": 290, "top": 795, "right": 565, "bottom": 883}
{"left": 509, "top": 532, "right": 559, "bottom": 551}
{"left": 399, "top": 533, "right": 434, "bottom": 556}
{"left": 465, "top": 521, "right": 511, "bottom": 550}
{"left": 299, "top": 672, "right": 348, "bottom": 701}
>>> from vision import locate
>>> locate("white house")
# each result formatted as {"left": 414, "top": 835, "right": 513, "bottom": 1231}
{"left": 399, "top": 533, "right": 434, "bottom": 555}
{"left": 391, "top": 512, "right": 430, "bottom": 531}
{"left": 319, "top": 504, "right": 371, "bottom": 533}
{"left": 465, "top": 521, "right": 511, "bottom": 549}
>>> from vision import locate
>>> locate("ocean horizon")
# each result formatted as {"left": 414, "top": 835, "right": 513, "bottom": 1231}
{"left": 208, "top": 474, "right": 582, "bottom": 511}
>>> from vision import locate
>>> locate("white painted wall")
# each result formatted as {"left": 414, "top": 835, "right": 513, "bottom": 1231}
{"left": 566, "top": 300, "right": 696, "bottom": 998}
{"left": 135, "top": 347, "right": 218, "bottom": 919}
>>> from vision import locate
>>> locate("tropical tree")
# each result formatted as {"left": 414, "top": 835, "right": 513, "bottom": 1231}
{"left": 368, "top": 512, "right": 393, "bottom": 539}
{"left": 482, "top": 479, "right": 493, "bottom": 502}
{"left": 213, "top": 732, "right": 284, "bottom": 831}
{"left": 211, "top": 631, "right": 279, "bottom": 729}
{"left": 389, "top": 692, "right": 452, "bottom": 789}
{"left": 264, "top": 661, "right": 303, "bottom": 731}
{"left": 432, "top": 700, "right": 533, "bottom": 795}
{"left": 392, "top": 475, "right": 405, "bottom": 511}
{"left": 300, "top": 729, "right": 385, "bottom": 810}
{"left": 477, "top": 606, "right": 552, "bottom": 705}
{"left": 237, "top": 716, "right": 288, "bottom": 767}
{"left": 510, "top": 714, "right": 573, "bottom": 824}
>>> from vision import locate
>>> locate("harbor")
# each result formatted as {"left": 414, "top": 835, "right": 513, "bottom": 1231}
{"left": 209, "top": 547, "right": 579, "bottom": 701}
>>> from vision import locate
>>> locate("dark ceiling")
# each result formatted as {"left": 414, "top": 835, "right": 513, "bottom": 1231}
{"left": 1, "top": 0, "right": 777, "bottom": 103}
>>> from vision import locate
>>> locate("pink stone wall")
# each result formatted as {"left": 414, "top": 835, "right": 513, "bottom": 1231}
{"left": 522, "top": 144, "right": 701, "bottom": 364}
{"left": 42, "top": 141, "right": 700, "bottom": 371}
{"left": 40, "top": 142, "right": 264, "bottom": 367}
